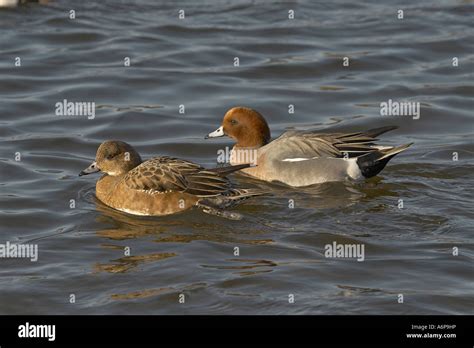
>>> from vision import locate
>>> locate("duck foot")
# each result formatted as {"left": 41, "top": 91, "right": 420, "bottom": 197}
{"left": 196, "top": 203, "right": 242, "bottom": 220}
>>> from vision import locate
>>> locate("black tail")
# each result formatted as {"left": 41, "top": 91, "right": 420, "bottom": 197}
{"left": 364, "top": 126, "right": 398, "bottom": 138}
{"left": 206, "top": 163, "right": 252, "bottom": 176}
{"left": 357, "top": 143, "right": 413, "bottom": 178}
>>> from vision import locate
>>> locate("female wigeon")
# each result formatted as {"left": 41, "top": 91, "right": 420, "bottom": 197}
{"left": 205, "top": 107, "right": 413, "bottom": 187}
{"left": 79, "top": 140, "right": 264, "bottom": 219}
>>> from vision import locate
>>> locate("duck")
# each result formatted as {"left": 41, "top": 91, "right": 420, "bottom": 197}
{"left": 79, "top": 140, "right": 264, "bottom": 219}
{"left": 205, "top": 107, "right": 413, "bottom": 187}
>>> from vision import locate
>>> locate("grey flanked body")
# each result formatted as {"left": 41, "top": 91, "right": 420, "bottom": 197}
{"left": 206, "top": 107, "right": 413, "bottom": 187}
{"left": 240, "top": 149, "right": 360, "bottom": 186}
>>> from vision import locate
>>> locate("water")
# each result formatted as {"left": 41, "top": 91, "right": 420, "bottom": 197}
{"left": 0, "top": 0, "right": 473, "bottom": 314}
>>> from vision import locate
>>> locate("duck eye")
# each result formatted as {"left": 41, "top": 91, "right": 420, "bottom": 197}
{"left": 106, "top": 154, "right": 114, "bottom": 160}
{"left": 230, "top": 119, "right": 238, "bottom": 125}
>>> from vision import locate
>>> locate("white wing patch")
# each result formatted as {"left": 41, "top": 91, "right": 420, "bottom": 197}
{"left": 282, "top": 157, "right": 315, "bottom": 162}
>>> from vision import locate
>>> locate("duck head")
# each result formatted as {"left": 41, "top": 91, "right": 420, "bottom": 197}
{"left": 206, "top": 107, "right": 271, "bottom": 148}
{"left": 79, "top": 140, "right": 142, "bottom": 177}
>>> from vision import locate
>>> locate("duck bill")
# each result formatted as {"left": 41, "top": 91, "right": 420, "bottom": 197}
{"left": 205, "top": 126, "right": 225, "bottom": 139}
{"left": 79, "top": 161, "right": 100, "bottom": 176}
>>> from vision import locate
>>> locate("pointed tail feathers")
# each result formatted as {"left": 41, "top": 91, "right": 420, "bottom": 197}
{"left": 377, "top": 142, "right": 414, "bottom": 161}
{"left": 364, "top": 126, "right": 398, "bottom": 138}
{"left": 206, "top": 163, "right": 253, "bottom": 176}
{"left": 228, "top": 188, "right": 269, "bottom": 199}
{"left": 357, "top": 143, "right": 413, "bottom": 178}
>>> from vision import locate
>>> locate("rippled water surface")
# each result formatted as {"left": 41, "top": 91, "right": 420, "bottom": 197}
{"left": 0, "top": 0, "right": 473, "bottom": 314}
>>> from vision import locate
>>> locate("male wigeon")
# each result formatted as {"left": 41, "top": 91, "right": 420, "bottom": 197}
{"left": 79, "top": 140, "right": 264, "bottom": 219}
{"left": 205, "top": 107, "right": 413, "bottom": 187}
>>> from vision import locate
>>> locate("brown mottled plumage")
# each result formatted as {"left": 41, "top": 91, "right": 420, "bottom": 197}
{"left": 79, "top": 140, "right": 264, "bottom": 217}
